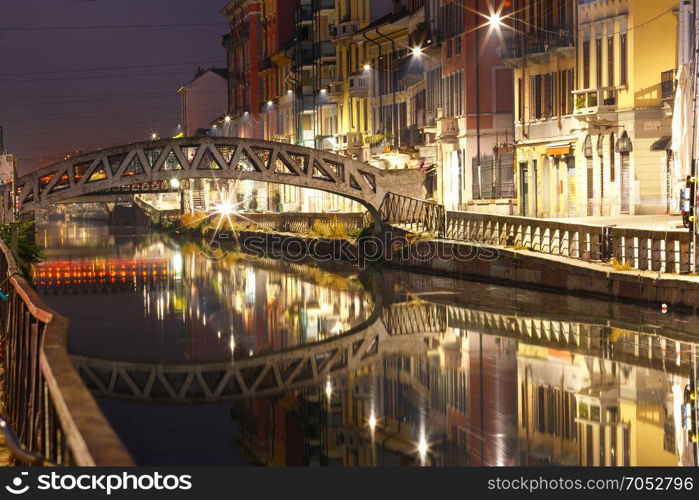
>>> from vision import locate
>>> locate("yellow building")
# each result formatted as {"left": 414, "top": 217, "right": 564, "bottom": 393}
{"left": 510, "top": 0, "right": 678, "bottom": 217}
{"left": 507, "top": 0, "right": 577, "bottom": 217}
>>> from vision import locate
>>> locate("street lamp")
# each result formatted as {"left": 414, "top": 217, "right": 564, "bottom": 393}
{"left": 363, "top": 63, "right": 371, "bottom": 71}
{"left": 411, "top": 46, "right": 423, "bottom": 57}
{"left": 488, "top": 13, "right": 502, "bottom": 28}
{"left": 150, "top": 132, "right": 159, "bottom": 140}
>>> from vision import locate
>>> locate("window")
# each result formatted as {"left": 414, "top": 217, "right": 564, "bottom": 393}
{"left": 620, "top": 33, "right": 628, "bottom": 85}
{"left": 472, "top": 151, "right": 515, "bottom": 199}
{"left": 531, "top": 74, "right": 542, "bottom": 119}
{"left": 607, "top": 36, "right": 614, "bottom": 87}
{"left": 583, "top": 40, "right": 590, "bottom": 88}
{"left": 544, "top": 73, "right": 554, "bottom": 117}
{"left": 609, "top": 132, "right": 616, "bottom": 181}
{"left": 518, "top": 77, "right": 524, "bottom": 121}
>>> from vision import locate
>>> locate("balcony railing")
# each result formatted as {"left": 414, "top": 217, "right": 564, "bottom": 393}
{"left": 348, "top": 72, "right": 369, "bottom": 97}
{"left": 334, "top": 21, "right": 358, "bottom": 40}
{"left": 314, "top": 41, "right": 335, "bottom": 59}
{"left": 313, "top": 0, "right": 335, "bottom": 10}
{"left": 661, "top": 69, "right": 677, "bottom": 100}
{"left": 573, "top": 87, "right": 619, "bottom": 116}
{"left": 326, "top": 80, "right": 344, "bottom": 97}
{"left": 399, "top": 125, "right": 424, "bottom": 148}
{"left": 501, "top": 26, "right": 574, "bottom": 61}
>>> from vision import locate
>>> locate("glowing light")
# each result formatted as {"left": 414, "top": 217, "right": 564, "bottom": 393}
{"left": 150, "top": 132, "right": 158, "bottom": 140}
{"left": 224, "top": 115, "right": 231, "bottom": 123}
{"left": 363, "top": 63, "right": 371, "bottom": 71}
{"left": 267, "top": 100, "right": 273, "bottom": 106}
{"left": 418, "top": 436, "right": 428, "bottom": 458}
{"left": 369, "top": 414, "right": 377, "bottom": 432}
{"left": 287, "top": 89, "right": 293, "bottom": 94}
{"left": 488, "top": 13, "right": 502, "bottom": 28}
{"left": 320, "top": 88, "right": 327, "bottom": 93}
{"left": 169, "top": 178, "right": 180, "bottom": 189}
{"left": 214, "top": 201, "right": 235, "bottom": 215}
{"left": 325, "top": 380, "right": 333, "bottom": 399}
{"left": 411, "top": 46, "right": 423, "bottom": 57}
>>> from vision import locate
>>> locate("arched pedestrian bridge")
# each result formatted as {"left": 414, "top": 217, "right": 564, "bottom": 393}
{"left": 5, "top": 137, "right": 427, "bottom": 220}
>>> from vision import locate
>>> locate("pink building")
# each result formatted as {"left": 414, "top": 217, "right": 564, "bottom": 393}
{"left": 178, "top": 68, "right": 228, "bottom": 137}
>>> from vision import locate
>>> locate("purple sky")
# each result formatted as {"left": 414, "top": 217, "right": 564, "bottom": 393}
{"left": 0, "top": 0, "right": 228, "bottom": 173}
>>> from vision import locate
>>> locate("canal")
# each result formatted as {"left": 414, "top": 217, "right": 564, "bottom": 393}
{"left": 33, "top": 220, "right": 699, "bottom": 466}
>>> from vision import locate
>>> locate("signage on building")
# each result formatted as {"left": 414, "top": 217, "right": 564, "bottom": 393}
{"left": 439, "top": 117, "right": 459, "bottom": 138}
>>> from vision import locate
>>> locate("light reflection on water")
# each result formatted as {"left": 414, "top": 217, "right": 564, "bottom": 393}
{"left": 34, "top": 222, "right": 699, "bottom": 467}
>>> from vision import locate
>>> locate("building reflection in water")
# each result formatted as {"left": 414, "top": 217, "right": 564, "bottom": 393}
{"left": 33, "top": 222, "right": 699, "bottom": 467}
{"left": 34, "top": 222, "right": 374, "bottom": 363}
{"left": 234, "top": 305, "right": 697, "bottom": 467}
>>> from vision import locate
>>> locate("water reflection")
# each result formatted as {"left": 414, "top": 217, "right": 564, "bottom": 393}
{"left": 35, "top": 222, "right": 699, "bottom": 466}
{"left": 34, "top": 222, "right": 374, "bottom": 362}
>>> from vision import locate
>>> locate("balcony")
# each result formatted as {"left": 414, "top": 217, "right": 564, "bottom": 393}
{"left": 314, "top": 41, "right": 336, "bottom": 60}
{"left": 661, "top": 69, "right": 677, "bottom": 100}
{"left": 313, "top": 0, "right": 334, "bottom": 10}
{"left": 573, "top": 87, "right": 619, "bottom": 121}
{"left": 273, "top": 134, "right": 292, "bottom": 143}
{"left": 334, "top": 20, "right": 358, "bottom": 40}
{"left": 399, "top": 125, "right": 424, "bottom": 148}
{"left": 397, "top": 55, "right": 424, "bottom": 88}
{"left": 297, "top": 4, "right": 313, "bottom": 23}
{"left": 347, "top": 132, "right": 365, "bottom": 149}
{"left": 295, "top": 40, "right": 314, "bottom": 66}
{"left": 298, "top": 94, "right": 314, "bottom": 113}
{"left": 326, "top": 80, "right": 344, "bottom": 98}
{"left": 348, "top": 72, "right": 369, "bottom": 97}
{"left": 501, "top": 26, "right": 574, "bottom": 67}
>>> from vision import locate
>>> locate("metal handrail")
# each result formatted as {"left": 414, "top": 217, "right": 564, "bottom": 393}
{"left": 0, "top": 416, "right": 55, "bottom": 466}
{"left": 0, "top": 238, "right": 133, "bottom": 465}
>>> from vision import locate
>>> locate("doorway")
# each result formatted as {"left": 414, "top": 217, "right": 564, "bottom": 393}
{"left": 520, "top": 162, "right": 529, "bottom": 216}
{"left": 620, "top": 153, "right": 630, "bottom": 213}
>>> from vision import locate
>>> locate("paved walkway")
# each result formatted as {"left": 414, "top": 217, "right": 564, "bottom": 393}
{"left": 546, "top": 214, "right": 686, "bottom": 231}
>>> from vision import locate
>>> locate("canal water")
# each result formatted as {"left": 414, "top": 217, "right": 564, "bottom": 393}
{"left": 34, "top": 221, "right": 699, "bottom": 466}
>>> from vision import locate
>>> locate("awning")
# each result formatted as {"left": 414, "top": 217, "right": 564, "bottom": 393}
{"left": 546, "top": 143, "right": 571, "bottom": 156}
{"left": 651, "top": 135, "right": 672, "bottom": 151}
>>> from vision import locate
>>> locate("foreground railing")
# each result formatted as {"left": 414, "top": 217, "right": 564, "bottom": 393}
{"left": 380, "top": 193, "right": 446, "bottom": 237}
{"left": 0, "top": 239, "right": 133, "bottom": 465}
{"left": 446, "top": 211, "right": 697, "bottom": 274}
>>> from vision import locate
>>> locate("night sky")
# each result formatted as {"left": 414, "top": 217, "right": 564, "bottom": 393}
{"left": 0, "top": 0, "right": 228, "bottom": 174}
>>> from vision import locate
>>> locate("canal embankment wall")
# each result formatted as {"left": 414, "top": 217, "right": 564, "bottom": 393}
{"left": 230, "top": 228, "right": 699, "bottom": 312}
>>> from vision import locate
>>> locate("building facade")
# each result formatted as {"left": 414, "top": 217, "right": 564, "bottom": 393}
{"left": 510, "top": 0, "right": 679, "bottom": 218}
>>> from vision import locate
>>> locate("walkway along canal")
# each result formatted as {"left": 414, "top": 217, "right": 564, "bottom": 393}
{"left": 16, "top": 220, "right": 699, "bottom": 466}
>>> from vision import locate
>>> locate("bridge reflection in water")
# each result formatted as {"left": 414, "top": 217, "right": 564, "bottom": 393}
{"left": 34, "top": 221, "right": 699, "bottom": 467}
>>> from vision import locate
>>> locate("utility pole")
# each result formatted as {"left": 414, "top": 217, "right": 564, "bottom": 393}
{"left": 690, "top": 0, "right": 698, "bottom": 273}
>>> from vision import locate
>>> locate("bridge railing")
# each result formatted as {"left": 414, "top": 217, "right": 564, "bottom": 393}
{"left": 380, "top": 193, "right": 446, "bottom": 237}
{"left": 445, "top": 211, "right": 697, "bottom": 273}
{"left": 0, "top": 239, "right": 133, "bottom": 465}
